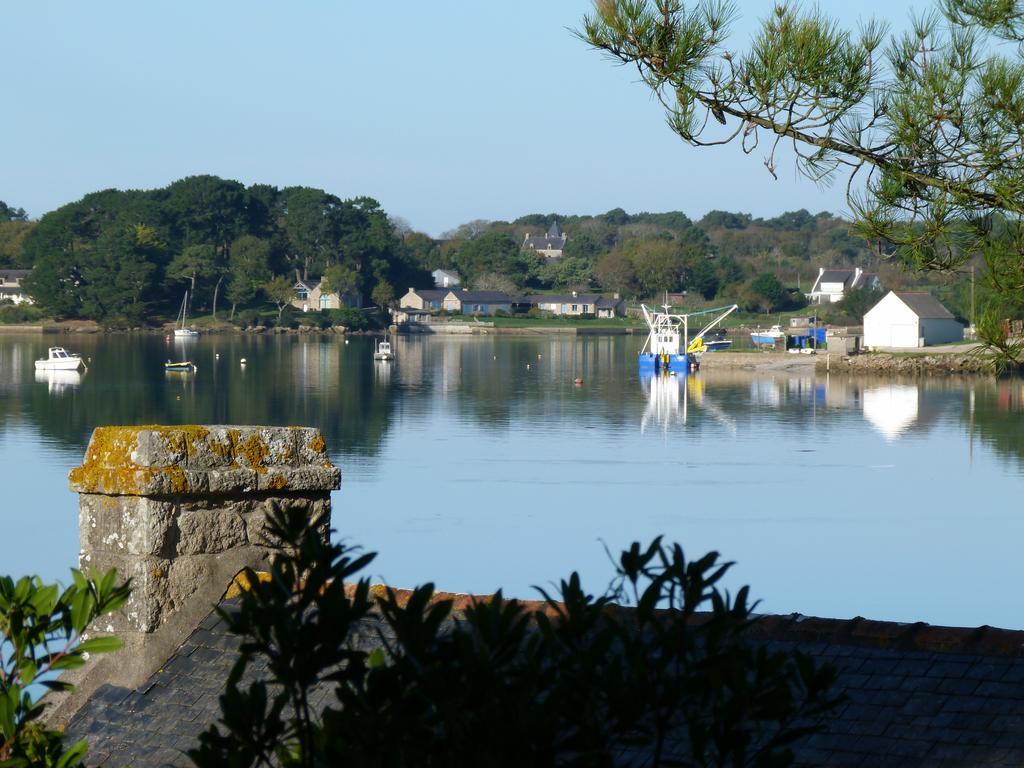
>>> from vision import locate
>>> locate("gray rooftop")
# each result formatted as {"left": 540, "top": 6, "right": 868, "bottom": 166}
{"left": 894, "top": 291, "right": 957, "bottom": 319}
{"left": 525, "top": 293, "right": 602, "bottom": 305}
{"left": 64, "top": 593, "right": 1024, "bottom": 767}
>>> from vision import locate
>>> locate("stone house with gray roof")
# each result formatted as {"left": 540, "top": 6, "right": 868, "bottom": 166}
{"left": 523, "top": 220, "right": 567, "bottom": 260}
{"left": 291, "top": 276, "right": 361, "bottom": 312}
{"left": 524, "top": 292, "right": 625, "bottom": 318}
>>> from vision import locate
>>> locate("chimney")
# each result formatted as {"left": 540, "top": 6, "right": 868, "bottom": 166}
{"left": 68, "top": 425, "right": 339, "bottom": 685}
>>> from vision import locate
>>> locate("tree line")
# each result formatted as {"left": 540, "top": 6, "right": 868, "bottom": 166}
{"left": 408, "top": 207, "right": 895, "bottom": 314}
{"left": 2, "top": 177, "right": 429, "bottom": 324}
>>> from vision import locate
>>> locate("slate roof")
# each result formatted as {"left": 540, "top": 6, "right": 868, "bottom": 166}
{"left": 524, "top": 221, "right": 567, "bottom": 253}
{"left": 525, "top": 293, "right": 603, "bottom": 305}
{"left": 818, "top": 269, "right": 857, "bottom": 285}
{"left": 63, "top": 588, "right": 1024, "bottom": 768}
{"left": 0, "top": 269, "right": 30, "bottom": 283}
{"left": 448, "top": 290, "right": 521, "bottom": 304}
{"left": 406, "top": 288, "right": 449, "bottom": 301}
{"left": 894, "top": 291, "right": 957, "bottom": 320}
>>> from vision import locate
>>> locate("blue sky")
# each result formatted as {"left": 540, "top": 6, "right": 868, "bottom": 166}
{"left": 5, "top": 1, "right": 925, "bottom": 235}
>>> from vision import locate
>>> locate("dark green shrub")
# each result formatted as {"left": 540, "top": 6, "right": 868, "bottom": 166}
{"left": 191, "top": 507, "right": 840, "bottom": 768}
{"left": 320, "top": 307, "right": 367, "bottom": 331}
{"left": 0, "top": 303, "right": 45, "bottom": 323}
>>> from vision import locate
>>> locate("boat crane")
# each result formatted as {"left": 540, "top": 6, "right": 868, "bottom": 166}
{"left": 638, "top": 303, "right": 739, "bottom": 373}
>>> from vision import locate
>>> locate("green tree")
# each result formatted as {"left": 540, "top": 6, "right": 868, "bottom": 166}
{"left": 0, "top": 568, "right": 131, "bottom": 765}
{"left": 191, "top": 506, "right": 839, "bottom": 768}
{"left": 838, "top": 285, "right": 885, "bottom": 322}
{"left": 167, "top": 243, "right": 218, "bottom": 316}
{"left": 0, "top": 201, "right": 28, "bottom": 222}
{"left": 371, "top": 279, "right": 395, "bottom": 308}
{"left": 594, "top": 249, "right": 638, "bottom": 296}
{"left": 627, "top": 239, "right": 688, "bottom": 297}
{"left": 322, "top": 263, "right": 359, "bottom": 300}
{"left": 264, "top": 275, "right": 295, "bottom": 325}
{"left": 688, "top": 256, "right": 721, "bottom": 299}
{"left": 580, "top": 0, "right": 1024, "bottom": 341}
{"left": 747, "top": 272, "right": 787, "bottom": 313}
{"left": 451, "top": 231, "right": 530, "bottom": 287}
{"left": 0, "top": 220, "right": 35, "bottom": 268}
{"left": 226, "top": 236, "right": 272, "bottom": 319}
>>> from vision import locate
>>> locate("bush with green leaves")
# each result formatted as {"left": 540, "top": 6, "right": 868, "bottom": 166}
{"left": 0, "top": 304, "right": 45, "bottom": 325}
{"left": 318, "top": 307, "right": 367, "bottom": 331}
{"left": 0, "top": 569, "right": 131, "bottom": 766}
{"left": 191, "top": 507, "right": 839, "bottom": 768}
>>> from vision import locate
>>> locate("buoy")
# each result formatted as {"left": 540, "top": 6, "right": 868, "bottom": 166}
{"left": 240, "top": 358, "right": 247, "bottom": 367}
{"left": 526, "top": 363, "right": 530, "bottom": 369}
{"left": 537, "top": 354, "right": 541, "bottom": 359}
{"left": 493, "top": 355, "right": 497, "bottom": 360}
{"left": 344, "top": 339, "right": 349, "bottom": 344}
{"left": 574, "top": 377, "right": 583, "bottom": 386}
{"left": 215, "top": 353, "right": 219, "bottom": 360}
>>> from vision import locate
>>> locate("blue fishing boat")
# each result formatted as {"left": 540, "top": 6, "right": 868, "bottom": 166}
{"left": 638, "top": 304, "right": 738, "bottom": 373}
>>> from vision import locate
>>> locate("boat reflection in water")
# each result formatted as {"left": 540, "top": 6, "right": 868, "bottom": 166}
{"left": 34, "top": 368, "right": 84, "bottom": 395}
{"left": 640, "top": 371, "right": 688, "bottom": 434}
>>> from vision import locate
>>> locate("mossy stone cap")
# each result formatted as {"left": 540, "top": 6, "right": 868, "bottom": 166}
{"left": 69, "top": 425, "right": 340, "bottom": 497}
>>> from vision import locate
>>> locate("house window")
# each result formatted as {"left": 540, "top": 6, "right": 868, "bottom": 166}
{"left": 571, "top": 304, "right": 578, "bottom": 312}
{"left": 319, "top": 295, "right": 331, "bottom": 309}
{"left": 296, "top": 287, "right": 308, "bottom": 300}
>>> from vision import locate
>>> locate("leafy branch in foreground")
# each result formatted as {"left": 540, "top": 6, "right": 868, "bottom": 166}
{"left": 579, "top": 0, "right": 1024, "bottom": 326}
{"left": 191, "top": 505, "right": 840, "bottom": 768}
{"left": 0, "top": 569, "right": 131, "bottom": 767}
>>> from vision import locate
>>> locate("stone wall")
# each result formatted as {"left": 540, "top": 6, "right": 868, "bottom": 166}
{"left": 69, "top": 425, "right": 339, "bottom": 636}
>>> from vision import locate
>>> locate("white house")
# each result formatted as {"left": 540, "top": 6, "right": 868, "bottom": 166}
{"left": 432, "top": 269, "right": 460, "bottom": 289}
{"left": 863, "top": 291, "right": 964, "bottom": 349}
{"left": 0, "top": 269, "right": 33, "bottom": 305}
{"left": 807, "top": 267, "right": 881, "bottom": 304}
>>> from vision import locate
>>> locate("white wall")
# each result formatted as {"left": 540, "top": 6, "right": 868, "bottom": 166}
{"left": 864, "top": 292, "right": 921, "bottom": 348}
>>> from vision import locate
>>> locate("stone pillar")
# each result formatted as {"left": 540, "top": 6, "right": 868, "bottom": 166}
{"left": 68, "top": 425, "right": 340, "bottom": 638}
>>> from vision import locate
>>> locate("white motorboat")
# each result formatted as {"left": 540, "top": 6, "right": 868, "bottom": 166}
{"left": 174, "top": 291, "right": 200, "bottom": 338}
{"left": 34, "top": 347, "right": 85, "bottom": 371}
{"left": 750, "top": 324, "right": 785, "bottom": 346}
{"left": 373, "top": 340, "right": 395, "bottom": 361}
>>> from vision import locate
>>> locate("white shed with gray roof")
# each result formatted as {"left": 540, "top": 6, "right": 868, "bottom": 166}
{"left": 863, "top": 291, "right": 963, "bottom": 348}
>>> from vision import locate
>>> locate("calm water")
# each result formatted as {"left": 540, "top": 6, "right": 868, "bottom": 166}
{"left": 1, "top": 333, "right": 1022, "bottom": 628}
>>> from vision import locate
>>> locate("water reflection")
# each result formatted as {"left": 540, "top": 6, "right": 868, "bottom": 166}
{"left": 862, "top": 384, "right": 919, "bottom": 441}
{"left": 2, "top": 334, "right": 1024, "bottom": 629}
{"left": 33, "top": 368, "right": 84, "bottom": 395}
{"left": 640, "top": 372, "right": 687, "bottom": 433}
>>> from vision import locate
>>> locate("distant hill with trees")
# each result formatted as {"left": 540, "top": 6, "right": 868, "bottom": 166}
{"left": 3, "top": 184, "right": 979, "bottom": 323}
{"left": 407, "top": 207, "right": 929, "bottom": 316}
{"left": 10, "top": 177, "right": 428, "bottom": 324}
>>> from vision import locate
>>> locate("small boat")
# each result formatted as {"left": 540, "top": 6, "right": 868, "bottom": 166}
{"left": 34, "top": 347, "right": 85, "bottom": 371}
{"left": 373, "top": 340, "right": 394, "bottom": 361}
{"left": 750, "top": 325, "right": 785, "bottom": 346}
{"left": 174, "top": 291, "right": 200, "bottom": 338}
{"left": 703, "top": 339, "right": 733, "bottom": 352}
{"left": 165, "top": 360, "right": 197, "bottom": 373}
